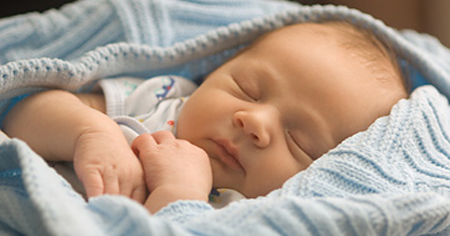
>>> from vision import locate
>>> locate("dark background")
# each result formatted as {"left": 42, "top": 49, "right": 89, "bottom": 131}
{"left": 0, "top": 0, "right": 74, "bottom": 18}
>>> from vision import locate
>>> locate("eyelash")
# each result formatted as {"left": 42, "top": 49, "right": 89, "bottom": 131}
{"left": 286, "top": 130, "right": 303, "bottom": 156}
{"left": 287, "top": 131, "right": 297, "bottom": 145}
{"left": 233, "top": 77, "right": 257, "bottom": 101}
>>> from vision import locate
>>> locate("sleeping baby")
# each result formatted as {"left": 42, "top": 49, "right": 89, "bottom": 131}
{"left": 2, "top": 21, "right": 408, "bottom": 213}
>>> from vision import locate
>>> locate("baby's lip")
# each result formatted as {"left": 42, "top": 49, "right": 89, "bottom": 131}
{"left": 212, "top": 139, "right": 243, "bottom": 170}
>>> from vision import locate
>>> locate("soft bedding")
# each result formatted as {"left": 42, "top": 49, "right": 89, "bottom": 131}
{"left": 0, "top": 0, "right": 450, "bottom": 235}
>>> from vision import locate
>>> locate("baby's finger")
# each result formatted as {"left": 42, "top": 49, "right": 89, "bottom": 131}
{"left": 131, "top": 133, "right": 157, "bottom": 156}
{"left": 150, "top": 130, "right": 176, "bottom": 144}
{"left": 102, "top": 172, "right": 120, "bottom": 195}
{"left": 130, "top": 184, "right": 147, "bottom": 204}
{"left": 82, "top": 171, "right": 105, "bottom": 198}
{"left": 117, "top": 180, "right": 133, "bottom": 199}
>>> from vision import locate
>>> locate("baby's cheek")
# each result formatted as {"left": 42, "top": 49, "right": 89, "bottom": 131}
{"left": 248, "top": 162, "right": 302, "bottom": 197}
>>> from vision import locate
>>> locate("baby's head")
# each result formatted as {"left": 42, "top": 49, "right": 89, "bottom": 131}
{"left": 177, "top": 22, "right": 407, "bottom": 197}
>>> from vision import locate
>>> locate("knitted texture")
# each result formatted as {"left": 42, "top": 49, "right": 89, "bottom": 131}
{"left": 281, "top": 86, "right": 450, "bottom": 198}
{"left": 0, "top": 0, "right": 450, "bottom": 235}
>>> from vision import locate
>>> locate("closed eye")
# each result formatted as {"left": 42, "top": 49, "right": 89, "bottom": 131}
{"left": 286, "top": 130, "right": 300, "bottom": 149}
{"left": 286, "top": 130, "right": 312, "bottom": 160}
{"left": 232, "top": 76, "right": 257, "bottom": 101}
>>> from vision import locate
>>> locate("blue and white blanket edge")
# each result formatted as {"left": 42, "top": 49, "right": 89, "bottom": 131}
{"left": 0, "top": 0, "right": 450, "bottom": 235}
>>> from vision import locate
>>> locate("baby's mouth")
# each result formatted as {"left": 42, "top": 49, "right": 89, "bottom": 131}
{"left": 211, "top": 139, "right": 243, "bottom": 170}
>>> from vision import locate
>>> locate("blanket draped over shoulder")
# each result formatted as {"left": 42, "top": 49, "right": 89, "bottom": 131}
{"left": 0, "top": 0, "right": 450, "bottom": 235}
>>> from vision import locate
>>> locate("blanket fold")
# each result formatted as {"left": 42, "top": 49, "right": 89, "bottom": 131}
{"left": 1, "top": 0, "right": 450, "bottom": 235}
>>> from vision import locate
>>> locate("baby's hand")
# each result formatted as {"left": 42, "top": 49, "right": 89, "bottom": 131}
{"left": 73, "top": 127, "right": 147, "bottom": 203}
{"left": 131, "top": 131, "right": 212, "bottom": 212}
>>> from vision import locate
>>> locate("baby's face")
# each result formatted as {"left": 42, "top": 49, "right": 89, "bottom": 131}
{"left": 177, "top": 23, "right": 403, "bottom": 197}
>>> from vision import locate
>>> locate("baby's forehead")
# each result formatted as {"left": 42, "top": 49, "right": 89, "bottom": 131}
{"left": 240, "top": 23, "right": 345, "bottom": 60}
{"left": 255, "top": 23, "right": 340, "bottom": 44}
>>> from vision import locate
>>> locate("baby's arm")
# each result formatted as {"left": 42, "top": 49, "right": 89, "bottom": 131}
{"left": 2, "top": 90, "right": 146, "bottom": 202}
{"left": 131, "top": 131, "right": 212, "bottom": 213}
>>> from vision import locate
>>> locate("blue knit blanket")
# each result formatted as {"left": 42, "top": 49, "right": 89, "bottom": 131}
{"left": 1, "top": 0, "right": 450, "bottom": 235}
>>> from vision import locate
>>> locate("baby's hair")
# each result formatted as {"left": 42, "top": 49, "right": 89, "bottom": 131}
{"left": 319, "top": 21, "right": 408, "bottom": 94}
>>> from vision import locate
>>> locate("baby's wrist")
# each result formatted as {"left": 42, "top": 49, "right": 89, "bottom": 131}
{"left": 73, "top": 115, "right": 130, "bottom": 162}
{"left": 145, "top": 185, "right": 209, "bottom": 213}
{"left": 76, "top": 114, "right": 122, "bottom": 142}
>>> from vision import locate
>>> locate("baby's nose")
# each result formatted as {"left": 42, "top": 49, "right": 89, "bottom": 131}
{"left": 232, "top": 110, "right": 271, "bottom": 148}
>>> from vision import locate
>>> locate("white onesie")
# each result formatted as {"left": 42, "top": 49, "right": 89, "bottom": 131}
{"left": 97, "top": 75, "right": 198, "bottom": 143}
